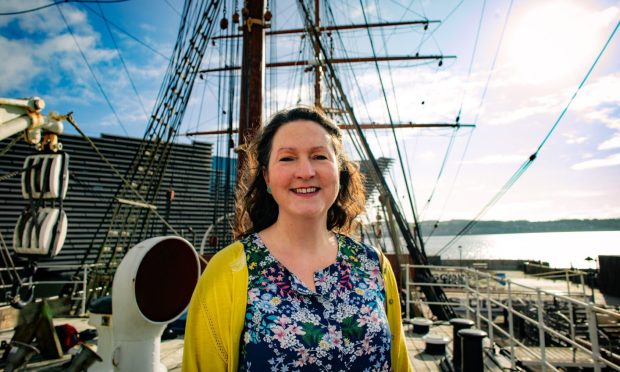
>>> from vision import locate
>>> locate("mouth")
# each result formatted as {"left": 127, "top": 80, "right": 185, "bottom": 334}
{"left": 291, "top": 187, "right": 319, "bottom": 194}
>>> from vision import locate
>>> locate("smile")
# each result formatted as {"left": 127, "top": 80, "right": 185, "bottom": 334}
{"left": 292, "top": 187, "right": 319, "bottom": 194}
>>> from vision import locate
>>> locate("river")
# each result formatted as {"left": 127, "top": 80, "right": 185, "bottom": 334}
{"left": 420, "top": 231, "right": 619, "bottom": 269}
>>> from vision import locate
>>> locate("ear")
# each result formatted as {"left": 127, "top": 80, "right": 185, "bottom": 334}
{"left": 263, "top": 166, "right": 270, "bottom": 187}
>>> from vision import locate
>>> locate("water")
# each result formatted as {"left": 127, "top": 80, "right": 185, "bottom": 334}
{"left": 422, "top": 231, "right": 620, "bottom": 269}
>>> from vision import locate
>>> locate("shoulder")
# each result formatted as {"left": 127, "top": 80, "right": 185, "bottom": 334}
{"left": 195, "top": 240, "right": 246, "bottom": 294}
{"left": 206, "top": 240, "right": 246, "bottom": 273}
{"left": 338, "top": 234, "right": 382, "bottom": 263}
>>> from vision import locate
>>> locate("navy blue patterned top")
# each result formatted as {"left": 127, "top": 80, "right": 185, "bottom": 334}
{"left": 238, "top": 233, "right": 392, "bottom": 371}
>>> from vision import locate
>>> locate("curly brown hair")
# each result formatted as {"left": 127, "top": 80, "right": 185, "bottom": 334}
{"left": 234, "top": 106, "right": 366, "bottom": 238}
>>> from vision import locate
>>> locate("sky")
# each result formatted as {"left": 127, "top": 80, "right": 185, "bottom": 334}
{"left": 1, "top": 0, "right": 619, "bottom": 223}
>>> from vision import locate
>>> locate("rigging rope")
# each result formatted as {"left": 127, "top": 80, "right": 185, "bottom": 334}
{"left": 0, "top": 136, "right": 20, "bottom": 158}
{"left": 360, "top": 0, "right": 422, "bottom": 239}
{"left": 162, "top": 0, "right": 182, "bottom": 17}
{"left": 455, "top": 0, "right": 486, "bottom": 124}
{"left": 419, "top": 127, "right": 458, "bottom": 219}
{"left": 81, "top": 4, "right": 168, "bottom": 59}
{"left": 437, "top": 18, "right": 620, "bottom": 255}
{"left": 423, "top": 127, "right": 474, "bottom": 242}
{"left": 323, "top": 1, "right": 404, "bottom": 215}
{"left": 473, "top": 0, "right": 514, "bottom": 124}
{"left": 57, "top": 5, "right": 130, "bottom": 136}
{"left": 96, "top": 2, "right": 149, "bottom": 119}
{"left": 65, "top": 113, "right": 179, "bottom": 235}
{"left": 0, "top": 0, "right": 127, "bottom": 16}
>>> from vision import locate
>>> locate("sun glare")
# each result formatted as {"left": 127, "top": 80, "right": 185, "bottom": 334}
{"left": 506, "top": 1, "right": 606, "bottom": 83}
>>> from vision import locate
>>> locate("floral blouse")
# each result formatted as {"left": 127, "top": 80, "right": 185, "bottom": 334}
{"left": 238, "top": 233, "right": 392, "bottom": 372}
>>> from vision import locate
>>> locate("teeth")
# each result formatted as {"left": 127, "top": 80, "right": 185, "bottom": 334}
{"left": 294, "top": 187, "right": 317, "bottom": 194}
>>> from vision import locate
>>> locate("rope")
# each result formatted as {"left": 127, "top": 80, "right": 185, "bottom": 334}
{"left": 455, "top": 0, "right": 487, "bottom": 123}
{"left": 81, "top": 4, "right": 168, "bottom": 59}
{"left": 0, "top": 0, "right": 127, "bottom": 16}
{"left": 96, "top": 2, "right": 149, "bottom": 118}
{"left": 360, "top": 0, "right": 421, "bottom": 237}
{"left": 473, "top": 0, "right": 514, "bottom": 124}
{"left": 57, "top": 6, "right": 130, "bottom": 136}
{"left": 419, "top": 127, "right": 458, "bottom": 219}
{"left": 0, "top": 136, "right": 20, "bottom": 158}
{"left": 64, "top": 113, "right": 179, "bottom": 235}
{"left": 437, "top": 18, "right": 620, "bottom": 255}
{"left": 0, "top": 163, "right": 39, "bottom": 183}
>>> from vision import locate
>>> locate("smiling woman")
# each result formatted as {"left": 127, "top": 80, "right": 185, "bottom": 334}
{"left": 182, "top": 107, "right": 413, "bottom": 371}
{"left": 505, "top": 0, "right": 614, "bottom": 82}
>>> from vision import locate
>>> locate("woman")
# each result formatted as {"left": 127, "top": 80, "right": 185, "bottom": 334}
{"left": 183, "top": 107, "right": 411, "bottom": 371}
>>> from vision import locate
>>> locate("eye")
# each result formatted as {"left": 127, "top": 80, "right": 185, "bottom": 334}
{"left": 279, "top": 156, "right": 294, "bottom": 162}
{"left": 313, "top": 154, "right": 328, "bottom": 160}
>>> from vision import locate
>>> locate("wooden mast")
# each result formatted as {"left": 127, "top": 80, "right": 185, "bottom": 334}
{"left": 313, "top": 0, "right": 322, "bottom": 108}
{"left": 238, "top": 0, "right": 267, "bottom": 173}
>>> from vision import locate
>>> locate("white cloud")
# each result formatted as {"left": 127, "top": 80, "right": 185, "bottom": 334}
{"left": 572, "top": 153, "right": 620, "bottom": 170}
{"left": 599, "top": 134, "right": 620, "bottom": 150}
{"left": 573, "top": 73, "right": 620, "bottom": 130}
{"left": 562, "top": 132, "right": 588, "bottom": 145}
{"left": 0, "top": 37, "right": 41, "bottom": 91}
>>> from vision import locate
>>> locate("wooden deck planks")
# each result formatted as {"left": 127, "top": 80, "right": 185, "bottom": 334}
{"left": 405, "top": 323, "right": 453, "bottom": 371}
{"left": 512, "top": 346, "right": 604, "bottom": 368}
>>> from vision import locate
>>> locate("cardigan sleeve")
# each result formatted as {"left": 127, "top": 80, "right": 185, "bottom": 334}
{"left": 381, "top": 253, "right": 413, "bottom": 372}
{"left": 182, "top": 243, "right": 244, "bottom": 372}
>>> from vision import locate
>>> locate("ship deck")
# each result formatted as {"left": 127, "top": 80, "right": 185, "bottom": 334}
{"left": 1, "top": 270, "right": 618, "bottom": 371}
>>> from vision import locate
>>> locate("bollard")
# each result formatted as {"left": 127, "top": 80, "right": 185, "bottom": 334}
{"left": 459, "top": 328, "right": 487, "bottom": 372}
{"left": 450, "top": 318, "right": 474, "bottom": 371}
{"left": 422, "top": 334, "right": 450, "bottom": 355}
{"left": 412, "top": 317, "right": 433, "bottom": 335}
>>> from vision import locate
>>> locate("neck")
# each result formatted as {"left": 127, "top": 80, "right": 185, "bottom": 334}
{"left": 262, "top": 215, "right": 334, "bottom": 255}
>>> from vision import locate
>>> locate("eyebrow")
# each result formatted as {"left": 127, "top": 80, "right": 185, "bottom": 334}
{"left": 275, "top": 146, "right": 329, "bottom": 152}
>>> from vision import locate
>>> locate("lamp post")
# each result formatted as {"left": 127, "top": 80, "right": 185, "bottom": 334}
{"left": 459, "top": 245, "right": 463, "bottom": 267}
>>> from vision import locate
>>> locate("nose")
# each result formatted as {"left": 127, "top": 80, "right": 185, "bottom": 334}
{"left": 295, "top": 158, "right": 316, "bottom": 179}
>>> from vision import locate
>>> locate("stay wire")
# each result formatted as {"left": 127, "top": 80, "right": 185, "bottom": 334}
{"left": 323, "top": 2, "right": 388, "bottom": 171}
{"left": 473, "top": 0, "right": 514, "bottom": 124}
{"left": 64, "top": 113, "right": 180, "bottom": 235}
{"left": 423, "top": 127, "right": 474, "bottom": 243}
{"left": 455, "top": 0, "right": 486, "bottom": 123}
{"left": 0, "top": 0, "right": 127, "bottom": 16}
{"left": 323, "top": 2, "right": 404, "bottom": 214}
{"left": 360, "top": 0, "right": 420, "bottom": 232}
{"left": 81, "top": 4, "right": 168, "bottom": 59}
{"left": 417, "top": 0, "right": 464, "bottom": 56}
{"left": 419, "top": 127, "right": 458, "bottom": 219}
{"left": 57, "top": 5, "right": 129, "bottom": 136}
{"left": 162, "top": 0, "right": 182, "bottom": 17}
{"left": 96, "top": 2, "right": 149, "bottom": 118}
{"left": 437, "top": 18, "right": 620, "bottom": 254}
{"left": 375, "top": 0, "right": 402, "bottom": 122}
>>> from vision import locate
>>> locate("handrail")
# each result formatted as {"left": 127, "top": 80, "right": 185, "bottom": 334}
{"left": 0, "top": 262, "right": 102, "bottom": 315}
{"left": 401, "top": 264, "right": 620, "bottom": 371}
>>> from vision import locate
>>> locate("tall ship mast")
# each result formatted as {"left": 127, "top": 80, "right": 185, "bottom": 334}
{"left": 0, "top": 0, "right": 473, "bottom": 320}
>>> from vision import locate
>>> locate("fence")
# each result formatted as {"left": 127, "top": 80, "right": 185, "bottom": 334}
{"left": 402, "top": 264, "right": 620, "bottom": 372}
{"left": 1, "top": 263, "right": 102, "bottom": 316}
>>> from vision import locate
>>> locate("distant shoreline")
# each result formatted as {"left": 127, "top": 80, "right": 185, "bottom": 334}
{"left": 418, "top": 219, "right": 620, "bottom": 236}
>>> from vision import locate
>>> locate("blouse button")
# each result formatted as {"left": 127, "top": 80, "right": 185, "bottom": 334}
{"left": 388, "top": 299, "right": 394, "bottom": 305}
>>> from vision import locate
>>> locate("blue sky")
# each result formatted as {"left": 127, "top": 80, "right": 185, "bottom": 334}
{"left": 1, "top": 0, "right": 619, "bottom": 222}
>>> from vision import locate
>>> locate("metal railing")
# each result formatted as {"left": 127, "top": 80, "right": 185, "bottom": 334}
{"left": 1, "top": 263, "right": 102, "bottom": 316}
{"left": 402, "top": 264, "right": 620, "bottom": 372}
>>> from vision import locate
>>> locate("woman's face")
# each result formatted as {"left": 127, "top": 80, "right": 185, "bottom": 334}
{"left": 263, "top": 120, "right": 340, "bottom": 223}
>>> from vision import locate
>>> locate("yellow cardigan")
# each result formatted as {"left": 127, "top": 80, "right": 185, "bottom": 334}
{"left": 182, "top": 241, "right": 412, "bottom": 371}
